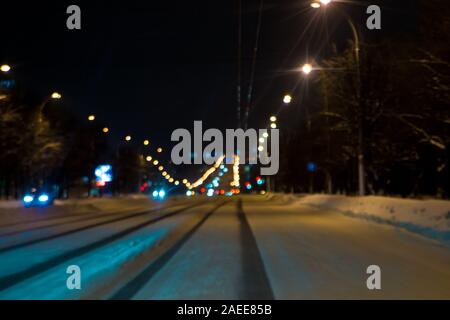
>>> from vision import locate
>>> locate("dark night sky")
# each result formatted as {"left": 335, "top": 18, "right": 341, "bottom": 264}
{"left": 0, "top": 0, "right": 419, "bottom": 151}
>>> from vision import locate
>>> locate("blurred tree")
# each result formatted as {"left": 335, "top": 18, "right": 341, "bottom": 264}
{"left": 307, "top": 0, "right": 450, "bottom": 197}
{"left": 21, "top": 114, "right": 64, "bottom": 186}
{"left": 0, "top": 103, "right": 25, "bottom": 198}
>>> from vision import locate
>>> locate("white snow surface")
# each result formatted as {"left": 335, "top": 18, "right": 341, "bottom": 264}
{"left": 295, "top": 194, "right": 450, "bottom": 242}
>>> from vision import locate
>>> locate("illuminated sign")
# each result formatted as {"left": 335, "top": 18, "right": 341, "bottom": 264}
{"left": 95, "top": 164, "right": 113, "bottom": 183}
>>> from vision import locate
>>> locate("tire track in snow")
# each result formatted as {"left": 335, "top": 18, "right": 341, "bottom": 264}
{"left": 110, "top": 201, "right": 229, "bottom": 300}
{"left": 0, "top": 201, "right": 200, "bottom": 253}
{"left": 0, "top": 201, "right": 208, "bottom": 292}
{"left": 0, "top": 204, "right": 169, "bottom": 238}
{"left": 236, "top": 199, "right": 274, "bottom": 300}
{"left": 0, "top": 209, "right": 98, "bottom": 230}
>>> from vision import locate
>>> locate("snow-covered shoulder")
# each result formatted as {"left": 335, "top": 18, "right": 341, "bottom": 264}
{"left": 297, "top": 195, "right": 450, "bottom": 243}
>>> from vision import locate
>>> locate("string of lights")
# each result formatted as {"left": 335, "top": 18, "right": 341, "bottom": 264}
{"left": 230, "top": 155, "right": 240, "bottom": 188}
{"left": 83, "top": 112, "right": 248, "bottom": 194}
{"left": 190, "top": 155, "right": 226, "bottom": 189}
{"left": 83, "top": 112, "right": 193, "bottom": 190}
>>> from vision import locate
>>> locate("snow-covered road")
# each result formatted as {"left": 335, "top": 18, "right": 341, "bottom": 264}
{"left": 0, "top": 195, "right": 449, "bottom": 299}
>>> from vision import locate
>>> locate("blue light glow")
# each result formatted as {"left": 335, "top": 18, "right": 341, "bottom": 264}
{"left": 23, "top": 195, "right": 34, "bottom": 203}
{"left": 307, "top": 162, "right": 317, "bottom": 173}
{"left": 38, "top": 194, "right": 49, "bottom": 202}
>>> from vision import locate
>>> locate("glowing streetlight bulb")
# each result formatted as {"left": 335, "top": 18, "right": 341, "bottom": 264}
{"left": 143, "top": 140, "right": 150, "bottom": 146}
{"left": 263, "top": 132, "right": 269, "bottom": 138}
{"left": 158, "top": 166, "right": 164, "bottom": 171}
{"left": 162, "top": 171, "right": 167, "bottom": 176}
{"left": 153, "top": 160, "right": 159, "bottom": 165}
{"left": 169, "top": 178, "right": 174, "bottom": 183}
{"left": 157, "top": 147, "right": 163, "bottom": 153}
{"left": 271, "top": 123, "right": 277, "bottom": 129}
{"left": 258, "top": 146, "right": 264, "bottom": 152}
{"left": 283, "top": 94, "right": 293, "bottom": 104}
{"left": 51, "top": 92, "right": 62, "bottom": 99}
{"left": 311, "top": 2, "right": 321, "bottom": 8}
{"left": 146, "top": 156, "right": 152, "bottom": 162}
{"left": 88, "top": 115, "right": 95, "bottom": 121}
{"left": 259, "top": 137, "right": 265, "bottom": 143}
{"left": 182, "top": 179, "right": 188, "bottom": 184}
{"left": 102, "top": 127, "right": 109, "bottom": 133}
{"left": 270, "top": 116, "right": 277, "bottom": 122}
{"left": 302, "top": 63, "right": 313, "bottom": 75}
{"left": 0, "top": 64, "right": 11, "bottom": 72}
{"left": 174, "top": 181, "right": 179, "bottom": 186}
{"left": 125, "top": 135, "right": 132, "bottom": 142}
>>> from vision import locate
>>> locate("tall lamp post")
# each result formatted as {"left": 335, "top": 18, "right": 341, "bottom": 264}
{"left": 311, "top": 0, "right": 365, "bottom": 195}
{"left": 37, "top": 92, "right": 62, "bottom": 122}
{"left": 0, "top": 64, "right": 12, "bottom": 101}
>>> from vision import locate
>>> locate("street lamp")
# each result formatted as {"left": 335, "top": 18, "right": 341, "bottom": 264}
{"left": 311, "top": 0, "right": 332, "bottom": 6}
{"left": 270, "top": 116, "right": 277, "bottom": 122}
{"left": 88, "top": 114, "right": 95, "bottom": 121}
{"left": 143, "top": 140, "right": 150, "bottom": 146}
{"left": 51, "top": 92, "right": 62, "bottom": 100}
{"left": 310, "top": 0, "right": 365, "bottom": 195}
{"left": 37, "top": 91, "right": 62, "bottom": 122}
{"left": 125, "top": 135, "right": 132, "bottom": 142}
{"left": 102, "top": 127, "right": 109, "bottom": 133}
{"left": 301, "top": 63, "right": 313, "bottom": 75}
{"left": 0, "top": 64, "right": 11, "bottom": 73}
{"left": 51, "top": 92, "right": 62, "bottom": 99}
{"left": 283, "top": 94, "right": 293, "bottom": 105}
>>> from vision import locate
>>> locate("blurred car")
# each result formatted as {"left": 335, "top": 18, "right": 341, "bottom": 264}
{"left": 22, "top": 188, "right": 55, "bottom": 207}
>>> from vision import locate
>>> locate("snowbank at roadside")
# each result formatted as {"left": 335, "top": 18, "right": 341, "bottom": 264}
{"left": 296, "top": 195, "right": 450, "bottom": 242}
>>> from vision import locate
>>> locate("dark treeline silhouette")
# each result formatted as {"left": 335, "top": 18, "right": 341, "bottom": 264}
{"left": 1, "top": 0, "right": 448, "bottom": 199}
{"left": 0, "top": 84, "right": 143, "bottom": 199}
{"left": 273, "top": 0, "right": 449, "bottom": 198}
